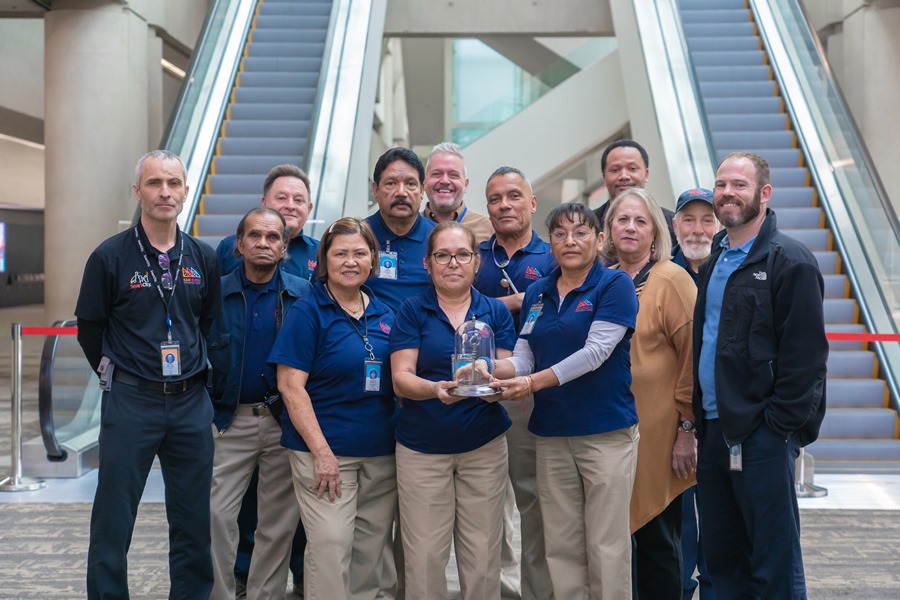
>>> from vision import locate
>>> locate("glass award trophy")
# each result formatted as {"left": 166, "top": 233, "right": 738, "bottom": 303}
{"left": 449, "top": 315, "right": 497, "bottom": 397}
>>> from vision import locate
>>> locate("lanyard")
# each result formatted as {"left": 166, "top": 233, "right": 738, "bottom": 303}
{"left": 327, "top": 285, "right": 376, "bottom": 360}
{"left": 134, "top": 226, "right": 184, "bottom": 342}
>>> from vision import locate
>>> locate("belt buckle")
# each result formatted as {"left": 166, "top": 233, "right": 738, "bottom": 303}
{"left": 163, "top": 380, "right": 185, "bottom": 395}
{"left": 252, "top": 403, "right": 270, "bottom": 417}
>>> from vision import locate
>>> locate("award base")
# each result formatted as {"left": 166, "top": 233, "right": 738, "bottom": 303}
{"left": 448, "top": 384, "right": 496, "bottom": 397}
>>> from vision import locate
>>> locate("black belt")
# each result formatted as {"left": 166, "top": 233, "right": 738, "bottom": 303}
{"left": 113, "top": 370, "right": 204, "bottom": 395}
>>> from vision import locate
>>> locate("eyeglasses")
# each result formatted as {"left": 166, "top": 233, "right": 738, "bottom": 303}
{"left": 431, "top": 251, "right": 475, "bottom": 265}
{"left": 550, "top": 229, "right": 594, "bottom": 243}
{"left": 158, "top": 253, "right": 174, "bottom": 290}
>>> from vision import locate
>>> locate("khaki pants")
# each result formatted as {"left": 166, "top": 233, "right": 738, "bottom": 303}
{"left": 501, "top": 396, "right": 553, "bottom": 600}
{"left": 290, "top": 451, "right": 397, "bottom": 600}
{"left": 396, "top": 435, "right": 508, "bottom": 600}
{"left": 537, "top": 426, "right": 639, "bottom": 600}
{"left": 209, "top": 411, "right": 299, "bottom": 600}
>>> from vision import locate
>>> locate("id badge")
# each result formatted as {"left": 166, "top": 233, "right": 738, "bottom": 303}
{"left": 379, "top": 251, "right": 398, "bottom": 280}
{"left": 160, "top": 341, "right": 181, "bottom": 377}
{"left": 365, "top": 360, "right": 382, "bottom": 392}
{"left": 729, "top": 443, "right": 743, "bottom": 471}
{"left": 519, "top": 302, "right": 543, "bottom": 335}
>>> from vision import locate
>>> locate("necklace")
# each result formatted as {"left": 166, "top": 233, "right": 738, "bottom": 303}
{"left": 327, "top": 284, "right": 364, "bottom": 316}
{"left": 439, "top": 297, "right": 470, "bottom": 322}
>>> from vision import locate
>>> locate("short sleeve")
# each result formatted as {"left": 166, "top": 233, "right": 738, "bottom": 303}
{"left": 74, "top": 251, "right": 112, "bottom": 323}
{"left": 268, "top": 299, "right": 319, "bottom": 372}
{"left": 594, "top": 270, "right": 638, "bottom": 330}
{"left": 490, "top": 299, "right": 516, "bottom": 351}
{"left": 389, "top": 297, "right": 424, "bottom": 353}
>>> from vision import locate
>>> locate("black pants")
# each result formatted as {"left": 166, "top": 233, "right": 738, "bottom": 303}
{"left": 87, "top": 380, "right": 214, "bottom": 600}
{"left": 633, "top": 495, "right": 684, "bottom": 600}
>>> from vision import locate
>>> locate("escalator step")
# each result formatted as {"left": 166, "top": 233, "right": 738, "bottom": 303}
{"left": 691, "top": 50, "right": 765, "bottom": 67}
{"left": 197, "top": 214, "right": 256, "bottom": 236}
{"left": 704, "top": 97, "right": 782, "bottom": 115}
{"left": 242, "top": 57, "right": 323, "bottom": 73}
{"left": 826, "top": 350, "right": 876, "bottom": 378}
{"left": 238, "top": 72, "right": 320, "bottom": 88}
{"left": 824, "top": 298, "right": 857, "bottom": 323}
{"left": 823, "top": 275, "right": 849, "bottom": 299}
{"left": 683, "top": 23, "right": 755, "bottom": 37}
{"left": 782, "top": 228, "right": 831, "bottom": 251}
{"left": 199, "top": 236, "right": 226, "bottom": 251}
{"left": 701, "top": 81, "right": 777, "bottom": 97}
{"left": 696, "top": 65, "right": 771, "bottom": 82}
{"left": 246, "top": 42, "right": 326, "bottom": 58}
{"left": 213, "top": 155, "right": 305, "bottom": 176}
{"left": 219, "top": 138, "right": 308, "bottom": 156}
{"left": 229, "top": 103, "right": 313, "bottom": 121}
{"left": 208, "top": 174, "right": 293, "bottom": 195}
{"left": 818, "top": 407, "right": 898, "bottom": 438}
{"left": 233, "top": 88, "right": 317, "bottom": 103}
{"left": 203, "top": 194, "right": 267, "bottom": 215}
{"left": 807, "top": 438, "right": 900, "bottom": 461}
{"left": 258, "top": 1, "right": 332, "bottom": 17}
{"left": 224, "top": 120, "right": 310, "bottom": 139}
{"left": 827, "top": 378, "right": 887, "bottom": 408}
{"left": 814, "top": 251, "right": 839, "bottom": 274}
{"left": 774, "top": 207, "right": 822, "bottom": 229}
{"left": 712, "top": 130, "right": 795, "bottom": 149}
{"left": 254, "top": 15, "right": 330, "bottom": 30}
{"left": 251, "top": 29, "right": 327, "bottom": 44}
{"left": 716, "top": 148, "right": 803, "bottom": 169}
{"left": 826, "top": 323, "right": 866, "bottom": 351}
{"left": 680, "top": 0, "right": 748, "bottom": 9}
{"left": 708, "top": 113, "right": 788, "bottom": 131}
{"left": 768, "top": 168, "right": 810, "bottom": 187}
{"left": 688, "top": 37, "right": 760, "bottom": 52}
{"left": 679, "top": 9, "right": 751, "bottom": 24}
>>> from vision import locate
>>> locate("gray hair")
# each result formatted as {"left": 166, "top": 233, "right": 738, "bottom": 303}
{"left": 426, "top": 142, "right": 467, "bottom": 178}
{"left": 486, "top": 166, "right": 532, "bottom": 191}
{"left": 134, "top": 150, "right": 187, "bottom": 187}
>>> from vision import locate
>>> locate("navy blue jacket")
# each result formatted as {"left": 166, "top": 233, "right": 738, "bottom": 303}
{"left": 207, "top": 268, "right": 312, "bottom": 432}
{"left": 692, "top": 209, "right": 828, "bottom": 446}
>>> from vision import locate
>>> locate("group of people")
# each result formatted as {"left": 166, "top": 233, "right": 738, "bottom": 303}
{"left": 76, "top": 138, "right": 828, "bottom": 600}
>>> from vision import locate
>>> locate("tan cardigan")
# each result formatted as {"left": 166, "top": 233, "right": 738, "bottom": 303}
{"left": 625, "top": 259, "right": 697, "bottom": 532}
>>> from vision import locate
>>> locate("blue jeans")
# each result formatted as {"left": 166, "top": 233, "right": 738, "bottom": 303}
{"left": 681, "top": 486, "right": 715, "bottom": 600}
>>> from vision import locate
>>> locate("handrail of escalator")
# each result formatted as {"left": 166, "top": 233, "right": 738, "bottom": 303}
{"left": 38, "top": 320, "right": 71, "bottom": 461}
{"left": 632, "top": 1, "right": 715, "bottom": 195}
{"left": 306, "top": 0, "right": 388, "bottom": 236}
{"left": 752, "top": 0, "right": 900, "bottom": 411}
{"left": 159, "top": 0, "right": 258, "bottom": 231}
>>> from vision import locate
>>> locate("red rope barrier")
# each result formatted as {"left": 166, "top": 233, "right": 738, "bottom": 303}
{"left": 21, "top": 326, "right": 79, "bottom": 336}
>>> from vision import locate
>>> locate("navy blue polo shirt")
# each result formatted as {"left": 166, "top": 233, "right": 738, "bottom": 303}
{"left": 672, "top": 249, "right": 700, "bottom": 285}
{"left": 473, "top": 232, "right": 556, "bottom": 328}
{"left": 238, "top": 268, "right": 280, "bottom": 404}
{"left": 268, "top": 281, "right": 395, "bottom": 457}
{"left": 521, "top": 263, "right": 638, "bottom": 437}
{"left": 390, "top": 288, "right": 515, "bottom": 454}
{"left": 75, "top": 222, "right": 221, "bottom": 382}
{"left": 365, "top": 211, "right": 436, "bottom": 312}
{"left": 216, "top": 231, "right": 319, "bottom": 281}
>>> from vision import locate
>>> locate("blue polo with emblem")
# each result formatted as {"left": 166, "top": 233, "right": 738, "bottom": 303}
{"left": 365, "top": 211, "right": 436, "bottom": 312}
{"left": 216, "top": 231, "right": 319, "bottom": 281}
{"left": 390, "top": 287, "right": 516, "bottom": 454}
{"left": 268, "top": 280, "right": 396, "bottom": 457}
{"left": 520, "top": 262, "right": 638, "bottom": 437}
{"left": 474, "top": 231, "right": 556, "bottom": 328}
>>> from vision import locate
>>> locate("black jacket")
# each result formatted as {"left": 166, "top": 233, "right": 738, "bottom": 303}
{"left": 692, "top": 208, "right": 828, "bottom": 446}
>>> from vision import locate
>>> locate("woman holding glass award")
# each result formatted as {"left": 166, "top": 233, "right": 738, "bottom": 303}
{"left": 490, "top": 203, "right": 640, "bottom": 600}
{"left": 269, "top": 218, "right": 397, "bottom": 599}
{"left": 390, "top": 221, "right": 516, "bottom": 599}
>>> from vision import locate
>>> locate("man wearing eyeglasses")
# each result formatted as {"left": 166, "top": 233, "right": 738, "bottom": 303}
{"left": 75, "top": 150, "right": 222, "bottom": 599}
{"left": 421, "top": 142, "right": 494, "bottom": 245}
{"left": 473, "top": 166, "right": 556, "bottom": 600}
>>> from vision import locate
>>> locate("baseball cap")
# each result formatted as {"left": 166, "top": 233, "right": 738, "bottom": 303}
{"left": 675, "top": 188, "right": 714, "bottom": 213}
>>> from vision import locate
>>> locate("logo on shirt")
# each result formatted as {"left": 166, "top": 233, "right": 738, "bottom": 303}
{"left": 753, "top": 271, "right": 767, "bottom": 281}
{"left": 524, "top": 266, "right": 542, "bottom": 280}
{"left": 575, "top": 299, "right": 594, "bottom": 312}
{"left": 182, "top": 266, "right": 203, "bottom": 284}
{"left": 129, "top": 271, "right": 151, "bottom": 289}
{"left": 308, "top": 259, "right": 317, "bottom": 271}
{"left": 379, "top": 321, "right": 391, "bottom": 334}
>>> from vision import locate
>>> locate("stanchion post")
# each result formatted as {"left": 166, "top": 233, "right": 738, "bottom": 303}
{"left": 795, "top": 447, "right": 827, "bottom": 499}
{"left": 0, "top": 323, "right": 45, "bottom": 492}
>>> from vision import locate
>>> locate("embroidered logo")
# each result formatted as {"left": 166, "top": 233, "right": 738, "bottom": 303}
{"left": 753, "top": 271, "right": 767, "bottom": 281}
{"left": 308, "top": 259, "right": 317, "bottom": 271}
{"left": 576, "top": 299, "right": 593, "bottom": 312}
{"left": 379, "top": 321, "right": 391, "bottom": 334}
{"left": 524, "top": 266, "right": 542, "bottom": 280}
{"left": 129, "top": 271, "right": 151, "bottom": 289}
{"left": 182, "top": 266, "right": 203, "bottom": 284}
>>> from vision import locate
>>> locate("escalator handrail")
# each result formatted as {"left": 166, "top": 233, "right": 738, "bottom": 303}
{"left": 38, "top": 319, "right": 75, "bottom": 462}
{"left": 751, "top": 0, "right": 900, "bottom": 411}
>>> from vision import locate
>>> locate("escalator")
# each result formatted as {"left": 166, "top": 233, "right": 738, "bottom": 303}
{"left": 675, "top": 0, "right": 900, "bottom": 467}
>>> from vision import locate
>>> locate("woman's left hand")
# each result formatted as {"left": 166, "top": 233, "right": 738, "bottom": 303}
{"left": 672, "top": 430, "right": 697, "bottom": 479}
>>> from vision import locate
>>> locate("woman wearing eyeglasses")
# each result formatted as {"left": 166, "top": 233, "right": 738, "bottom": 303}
{"left": 490, "top": 203, "right": 640, "bottom": 600}
{"left": 390, "top": 221, "right": 516, "bottom": 600}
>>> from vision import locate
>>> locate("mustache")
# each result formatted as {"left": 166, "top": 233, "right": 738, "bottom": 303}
{"left": 682, "top": 234, "right": 713, "bottom": 245}
{"left": 391, "top": 198, "right": 413, "bottom": 208}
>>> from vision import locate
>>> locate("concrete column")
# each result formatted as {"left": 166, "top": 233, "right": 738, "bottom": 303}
{"left": 44, "top": 2, "right": 151, "bottom": 321}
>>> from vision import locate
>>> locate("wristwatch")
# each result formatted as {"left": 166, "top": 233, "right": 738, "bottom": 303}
{"left": 678, "top": 419, "right": 695, "bottom": 434}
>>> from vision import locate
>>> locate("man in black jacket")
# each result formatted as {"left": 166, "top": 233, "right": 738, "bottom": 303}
{"left": 692, "top": 151, "right": 827, "bottom": 599}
